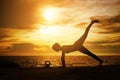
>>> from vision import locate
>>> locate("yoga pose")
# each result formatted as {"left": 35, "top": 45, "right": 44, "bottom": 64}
{"left": 52, "top": 19, "right": 103, "bottom": 67}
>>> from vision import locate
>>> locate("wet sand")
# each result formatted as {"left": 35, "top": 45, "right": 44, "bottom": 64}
{"left": 0, "top": 65, "right": 120, "bottom": 80}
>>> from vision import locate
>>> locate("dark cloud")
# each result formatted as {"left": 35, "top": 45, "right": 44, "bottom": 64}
{"left": 0, "top": 28, "right": 16, "bottom": 41}
{"left": 0, "top": 43, "right": 52, "bottom": 55}
{"left": 0, "top": 28, "right": 13, "bottom": 41}
{"left": 86, "top": 38, "right": 120, "bottom": 47}
{"left": 98, "top": 0, "right": 120, "bottom": 6}
{"left": 1, "top": 43, "right": 51, "bottom": 53}
{"left": 90, "top": 13, "right": 120, "bottom": 34}
{"left": 89, "top": 44, "right": 120, "bottom": 55}
{"left": 85, "top": 39, "right": 120, "bottom": 55}
{"left": 114, "top": 1, "right": 120, "bottom": 5}
{"left": 6, "top": 43, "right": 38, "bottom": 52}
{"left": 0, "top": 39, "right": 18, "bottom": 43}
{"left": 87, "top": 35, "right": 120, "bottom": 47}
{"left": 108, "top": 13, "right": 120, "bottom": 23}
{"left": 0, "top": 32, "right": 10, "bottom": 40}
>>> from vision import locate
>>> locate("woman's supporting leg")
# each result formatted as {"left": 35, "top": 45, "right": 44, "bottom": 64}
{"left": 61, "top": 52, "right": 66, "bottom": 67}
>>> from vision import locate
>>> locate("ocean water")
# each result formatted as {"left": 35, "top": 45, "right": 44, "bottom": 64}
{"left": 0, "top": 56, "right": 120, "bottom": 67}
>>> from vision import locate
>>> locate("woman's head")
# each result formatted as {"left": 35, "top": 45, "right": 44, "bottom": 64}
{"left": 52, "top": 43, "right": 61, "bottom": 52}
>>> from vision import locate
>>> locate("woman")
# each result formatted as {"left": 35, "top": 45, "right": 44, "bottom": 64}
{"left": 52, "top": 19, "right": 103, "bottom": 67}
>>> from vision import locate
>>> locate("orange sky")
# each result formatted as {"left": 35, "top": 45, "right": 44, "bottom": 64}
{"left": 0, "top": 0, "right": 120, "bottom": 56}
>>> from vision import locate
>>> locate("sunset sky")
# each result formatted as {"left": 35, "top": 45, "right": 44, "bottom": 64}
{"left": 0, "top": 0, "right": 120, "bottom": 56}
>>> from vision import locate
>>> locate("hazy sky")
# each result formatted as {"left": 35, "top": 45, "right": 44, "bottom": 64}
{"left": 0, "top": 0, "right": 120, "bottom": 56}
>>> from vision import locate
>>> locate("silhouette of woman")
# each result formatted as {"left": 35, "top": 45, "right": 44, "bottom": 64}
{"left": 52, "top": 20, "right": 103, "bottom": 67}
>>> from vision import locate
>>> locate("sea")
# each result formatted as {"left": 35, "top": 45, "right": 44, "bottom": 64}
{"left": 0, "top": 56, "right": 120, "bottom": 67}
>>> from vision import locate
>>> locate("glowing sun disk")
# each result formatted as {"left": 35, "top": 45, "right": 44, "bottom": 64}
{"left": 43, "top": 7, "right": 58, "bottom": 21}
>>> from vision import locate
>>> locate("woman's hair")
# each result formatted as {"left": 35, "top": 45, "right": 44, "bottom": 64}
{"left": 52, "top": 43, "right": 61, "bottom": 52}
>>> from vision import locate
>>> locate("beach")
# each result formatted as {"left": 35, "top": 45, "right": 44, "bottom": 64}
{"left": 0, "top": 65, "right": 120, "bottom": 80}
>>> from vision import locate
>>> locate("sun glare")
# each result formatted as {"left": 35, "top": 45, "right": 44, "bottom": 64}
{"left": 43, "top": 7, "right": 59, "bottom": 21}
{"left": 39, "top": 26, "right": 61, "bottom": 36}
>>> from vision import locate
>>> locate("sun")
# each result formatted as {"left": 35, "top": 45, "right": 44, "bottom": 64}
{"left": 43, "top": 7, "right": 59, "bottom": 21}
{"left": 44, "top": 9, "right": 54, "bottom": 20}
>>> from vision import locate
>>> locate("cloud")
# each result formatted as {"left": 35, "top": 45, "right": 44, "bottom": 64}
{"left": 108, "top": 13, "right": 120, "bottom": 23}
{"left": 90, "top": 13, "right": 120, "bottom": 34}
{"left": 0, "top": 42, "right": 53, "bottom": 55}
{"left": 6, "top": 43, "right": 38, "bottom": 52}
{"left": 85, "top": 38, "right": 120, "bottom": 55}
{"left": 86, "top": 36, "right": 120, "bottom": 47}
{"left": 0, "top": 28, "right": 18, "bottom": 42}
{"left": 1, "top": 43, "right": 51, "bottom": 52}
{"left": 0, "top": 28, "right": 13, "bottom": 41}
{"left": 0, "top": 0, "right": 46, "bottom": 29}
{"left": 0, "top": 43, "right": 52, "bottom": 56}
{"left": 0, "top": 32, "right": 10, "bottom": 40}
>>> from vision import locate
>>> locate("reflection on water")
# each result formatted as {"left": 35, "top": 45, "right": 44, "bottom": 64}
{"left": 0, "top": 56, "right": 120, "bottom": 67}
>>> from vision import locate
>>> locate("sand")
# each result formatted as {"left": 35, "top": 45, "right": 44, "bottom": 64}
{"left": 0, "top": 65, "right": 120, "bottom": 80}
